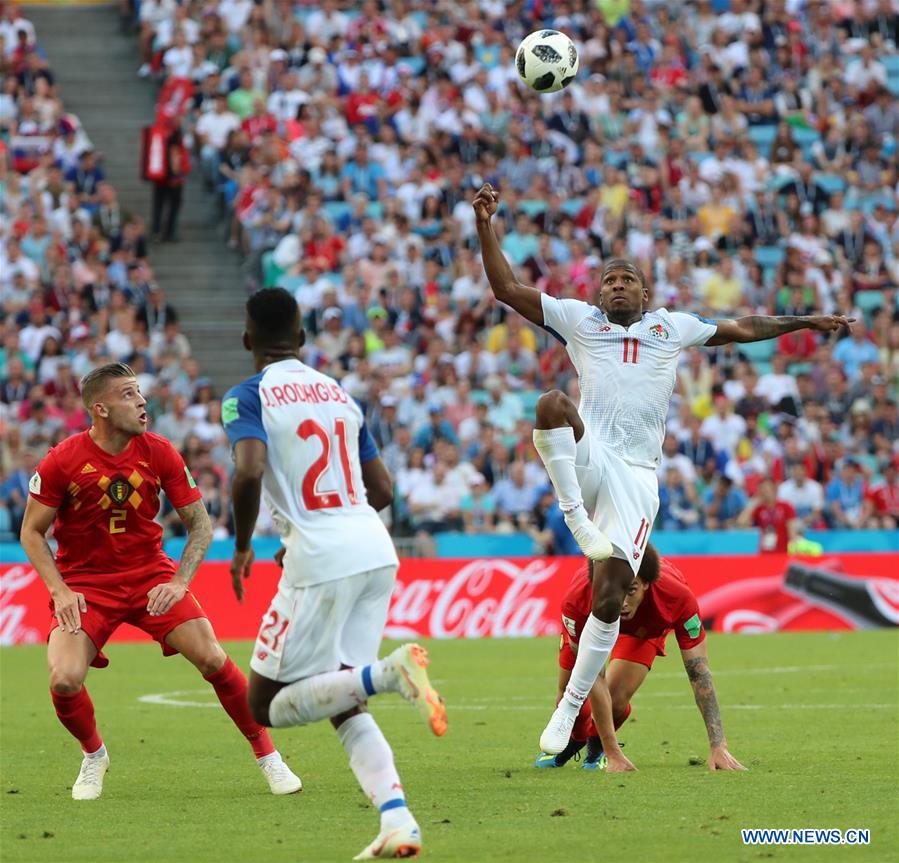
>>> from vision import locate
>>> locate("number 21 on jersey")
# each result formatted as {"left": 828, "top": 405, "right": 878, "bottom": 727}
{"left": 297, "top": 418, "right": 360, "bottom": 510}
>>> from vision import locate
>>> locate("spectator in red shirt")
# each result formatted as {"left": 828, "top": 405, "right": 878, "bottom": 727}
{"left": 777, "top": 328, "right": 818, "bottom": 360}
{"left": 866, "top": 461, "right": 899, "bottom": 529}
{"left": 738, "top": 478, "right": 800, "bottom": 553}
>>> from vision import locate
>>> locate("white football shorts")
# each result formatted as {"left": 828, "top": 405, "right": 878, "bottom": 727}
{"left": 250, "top": 564, "right": 398, "bottom": 682}
{"left": 574, "top": 429, "right": 660, "bottom": 575}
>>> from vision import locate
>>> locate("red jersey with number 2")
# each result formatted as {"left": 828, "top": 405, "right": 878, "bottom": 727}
{"left": 29, "top": 431, "right": 202, "bottom": 581}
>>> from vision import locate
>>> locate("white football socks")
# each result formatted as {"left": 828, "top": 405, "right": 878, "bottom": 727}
{"left": 562, "top": 614, "right": 620, "bottom": 709}
{"left": 268, "top": 661, "right": 395, "bottom": 727}
{"left": 533, "top": 427, "right": 583, "bottom": 512}
{"left": 337, "top": 712, "right": 411, "bottom": 832}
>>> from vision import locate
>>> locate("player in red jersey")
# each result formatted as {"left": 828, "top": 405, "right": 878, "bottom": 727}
{"left": 20, "top": 362, "right": 301, "bottom": 800}
{"left": 535, "top": 544, "right": 745, "bottom": 773}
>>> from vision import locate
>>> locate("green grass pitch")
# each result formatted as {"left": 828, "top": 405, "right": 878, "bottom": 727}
{"left": 2, "top": 631, "right": 897, "bottom": 863}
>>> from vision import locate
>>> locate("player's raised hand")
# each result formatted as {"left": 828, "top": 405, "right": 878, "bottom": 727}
{"left": 605, "top": 751, "right": 638, "bottom": 773}
{"left": 52, "top": 586, "right": 87, "bottom": 634}
{"left": 230, "top": 548, "right": 255, "bottom": 602}
{"left": 473, "top": 183, "right": 499, "bottom": 223}
{"left": 146, "top": 579, "right": 188, "bottom": 616}
{"left": 804, "top": 314, "right": 855, "bottom": 333}
{"left": 708, "top": 745, "right": 747, "bottom": 771}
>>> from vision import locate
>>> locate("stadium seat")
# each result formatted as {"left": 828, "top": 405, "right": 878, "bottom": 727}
{"left": 791, "top": 127, "right": 821, "bottom": 148}
{"left": 518, "top": 200, "right": 548, "bottom": 217}
{"left": 747, "top": 124, "right": 777, "bottom": 156}
{"left": 754, "top": 245, "right": 785, "bottom": 269}
{"left": 739, "top": 340, "right": 776, "bottom": 363}
{"left": 366, "top": 201, "right": 385, "bottom": 220}
{"left": 788, "top": 362, "right": 813, "bottom": 377}
{"left": 859, "top": 194, "right": 897, "bottom": 213}
{"left": 854, "top": 290, "right": 885, "bottom": 319}
{"left": 470, "top": 389, "right": 491, "bottom": 405}
{"left": 517, "top": 390, "right": 542, "bottom": 421}
{"left": 603, "top": 150, "right": 629, "bottom": 168}
{"left": 883, "top": 55, "right": 899, "bottom": 77}
{"left": 398, "top": 56, "right": 426, "bottom": 77}
{"left": 814, "top": 173, "right": 846, "bottom": 195}
{"left": 324, "top": 200, "right": 352, "bottom": 224}
{"left": 560, "top": 197, "right": 585, "bottom": 216}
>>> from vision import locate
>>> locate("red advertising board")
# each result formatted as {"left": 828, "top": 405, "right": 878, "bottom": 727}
{"left": 1, "top": 554, "right": 897, "bottom": 647}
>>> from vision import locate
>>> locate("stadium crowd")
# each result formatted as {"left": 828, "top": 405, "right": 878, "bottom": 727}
{"left": 2, "top": 0, "right": 899, "bottom": 553}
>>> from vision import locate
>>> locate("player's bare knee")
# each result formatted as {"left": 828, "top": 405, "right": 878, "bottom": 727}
{"left": 535, "top": 390, "right": 572, "bottom": 427}
{"left": 611, "top": 698, "right": 630, "bottom": 723}
{"left": 194, "top": 643, "right": 228, "bottom": 677}
{"left": 49, "top": 667, "right": 85, "bottom": 694}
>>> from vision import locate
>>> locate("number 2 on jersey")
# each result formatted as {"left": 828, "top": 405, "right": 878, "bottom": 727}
{"left": 297, "top": 418, "right": 360, "bottom": 510}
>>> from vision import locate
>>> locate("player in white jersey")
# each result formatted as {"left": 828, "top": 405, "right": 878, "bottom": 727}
{"left": 223, "top": 288, "right": 446, "bottom": 860}
{"left": 473, "top": 183, "right": 854, "bottom": 762}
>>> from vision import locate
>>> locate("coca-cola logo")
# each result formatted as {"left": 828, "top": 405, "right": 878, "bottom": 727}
{"left": 386, "top": 558, "right": 561, "bottom": 639}
{"left": 867, "top": 579, "right": 899, "bottom": 625}
{"left": 0, "top": 565, "right": 43, "bottom": 646}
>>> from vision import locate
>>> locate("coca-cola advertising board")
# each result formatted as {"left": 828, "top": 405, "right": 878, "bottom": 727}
{"left": 1, "top": 554, "right": 897, "bottom": 647}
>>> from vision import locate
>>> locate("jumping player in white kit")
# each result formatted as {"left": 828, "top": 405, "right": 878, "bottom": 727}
{"left": 473, "top": 183, "right": 854, "bottom": 762}
{"left": 223, "top": 288, "right": 446, "bottom": 860}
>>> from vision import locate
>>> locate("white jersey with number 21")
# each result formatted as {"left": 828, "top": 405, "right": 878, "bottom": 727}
{"left": 541, "top": 295, "right": 718, "bottom": 469}
{"left": 222, "top": 358, "right": 398, "bottom": 588}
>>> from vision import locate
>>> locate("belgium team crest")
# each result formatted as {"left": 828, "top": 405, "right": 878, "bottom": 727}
{"left": 108, "top": 477, "right": 133, "bottom": 505}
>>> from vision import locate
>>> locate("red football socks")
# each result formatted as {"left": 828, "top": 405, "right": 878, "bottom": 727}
{"left": 614, "top": 702, "right": 632, "bottom": 730}
{"left": 204, "top": 657, "right": 275, "bottom": 759}
{"left": 51, "top": 687, "right": 103, "bottom": 753}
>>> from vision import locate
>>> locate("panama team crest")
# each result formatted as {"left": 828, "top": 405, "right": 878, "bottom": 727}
{"left": 649, "top": 324, "right": 669, "bottom": 339}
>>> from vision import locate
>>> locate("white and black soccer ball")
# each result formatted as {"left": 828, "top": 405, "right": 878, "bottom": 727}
{"left": 515, "top": 29, "right": 579, "bottom": 93}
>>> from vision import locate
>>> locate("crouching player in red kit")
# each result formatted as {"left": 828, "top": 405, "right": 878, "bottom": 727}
{"left": 20, "top": 362, "right": 301, "bottom": 800}
{"left": 535, "top": 544, "right": 746, "bottom": 773}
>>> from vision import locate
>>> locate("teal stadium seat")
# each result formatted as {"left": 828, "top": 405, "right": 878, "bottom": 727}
{"left": 814, "top": 173, "right": 846, "bottom": 195}
{"left": 324, "top": 201, "right": 352, "bottom": 223}
{"left": 882, "top": 55, "right": 899, "bottom": 76}
{"left": 747, "top": 124, "right": 777, "bottom": 157}
{"left": 518, "top": 200, "right": 548, "bottom": 217}
{"left": 739, "top": 339, "right": 776, "bottom": 363}
{"left": 854, "top": 289, "right": 885, "bottom": 320}
{"left": 262, "top": 251, "right": 286, "bottom": 288}
{"left": 517, "top": 390, "right": 542, "bottom": 422}
{"left": 560, "top": 197, "right": 585, "bottom": 216}
{"left": 366, "top": 201, "right": 385, "bottom": 220}
{"left": 755, "top": 245, "right": 785, "bottom": 269}
{"left": 398, "top": 56, "right": 426, "bottom": 76}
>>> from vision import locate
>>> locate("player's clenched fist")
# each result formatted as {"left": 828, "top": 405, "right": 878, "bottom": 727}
{"left": 51, "top": 585, "right": 87, "bottom": 633}
{"left": 146, "top": 580, "right": 188, "bottom": 616}
{"left": 473, "top": 183, "right": 499, "bottom": 223}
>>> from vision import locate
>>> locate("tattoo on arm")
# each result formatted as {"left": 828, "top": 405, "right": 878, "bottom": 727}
{"left": 684, "top": 656, "right": 724, "bottom": 747}
{"left": 174, "top": 500, "right": 213, "bottom": 586}
{"left": 743, "top": 315, "right": 807, "bottom": 340}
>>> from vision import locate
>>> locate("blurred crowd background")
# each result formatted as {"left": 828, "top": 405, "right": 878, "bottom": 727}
{"left": 2, "top": 0, "right": 898, "bottom": 553}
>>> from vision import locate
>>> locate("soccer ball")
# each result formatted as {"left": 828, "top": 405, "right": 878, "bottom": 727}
{"left": 515, "top": 29, "right": 579, "bottom": 93}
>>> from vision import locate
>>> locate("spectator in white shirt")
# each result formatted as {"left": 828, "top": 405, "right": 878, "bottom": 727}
{"left": 777, "top": 461, "right": 825, "bottom": 528}
{"left": 701, "top": 393, "right": 747, "bottom": 456}
{"left": 755, "top": 354, "right": 801, "bottom": 410}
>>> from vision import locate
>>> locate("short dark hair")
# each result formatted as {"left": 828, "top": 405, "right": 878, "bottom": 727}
{"left": 601, "top": 258, "right": 648, "bottom": 292}
{"left": 638, "top": 543, "right": 661, "bottom": 585}
{"left": 81, "top": 362, "right": 135, "bottom": 409}
{"left": 245, "top": 287, "right": 301, "bottom": 344}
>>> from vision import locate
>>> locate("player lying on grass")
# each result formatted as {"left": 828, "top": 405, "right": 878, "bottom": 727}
{"left": 535, "top": 543, "right": 745, "bottom": 773}
{"left": 20, "top": 362, "right": 301, "bottom": 801}
{"left": 473, "top": 182, "right": 854, "bottom": 757}
{"left": 224, "top": 288, "right": 446, "bottom": 860}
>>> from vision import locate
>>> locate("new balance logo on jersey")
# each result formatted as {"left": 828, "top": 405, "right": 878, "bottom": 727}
{"left": 598, "top": 325, "right": 611, "bottom": 332}
{"left": 256, "top": 650, "right": 269, "bottom": 662}
{"left": 81, "top": 463, "right": 97, "bottom": 474}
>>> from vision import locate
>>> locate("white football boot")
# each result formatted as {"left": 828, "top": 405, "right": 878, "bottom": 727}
{"left": 353, "top": 818, "right": 422, "bottom": 860}
{"left": 71, "top": 752, "right": 110, "bottom": 800}
{"left": 563, "top": 507, "right": 613, "bottom": 561}
{"left": 259, "top": 752, "right": 302, "bottom": 795}
{"left": 539, "top": 703, "right": 579, "bottom": 755}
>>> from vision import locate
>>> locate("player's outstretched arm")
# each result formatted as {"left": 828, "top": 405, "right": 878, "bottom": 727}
{"left": 680, "top": 642, "right": 747, "bottom": 771}
{"left": 704, "top": 314, "right": 854, "bottom": 346}
{"left": 229, "top": 438, "right": 268, "bottom": 600}
{"left": 473, "top": 183, "right": 545, "bottom": 327}
{"left": 361, "top": 456, "right": 394, "bottom": 512}
{"left": 148, "top": 500, "right": 213, "bottom": 616}
{"left": 20, "top": 497, "right": 87, "bottom": 634}
{"left": 587, "top": 672, "right": 637, "bottom": 772}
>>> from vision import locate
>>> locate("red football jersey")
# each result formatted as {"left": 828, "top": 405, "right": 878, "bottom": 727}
{"left": 751, "top": 500, "right": 796, "bottom": 553}
{"left": 561, "top": 559, "right": 705, "bottom": 652}
{"left": 29, "top": 431, "right": 202, "bottom": 580}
